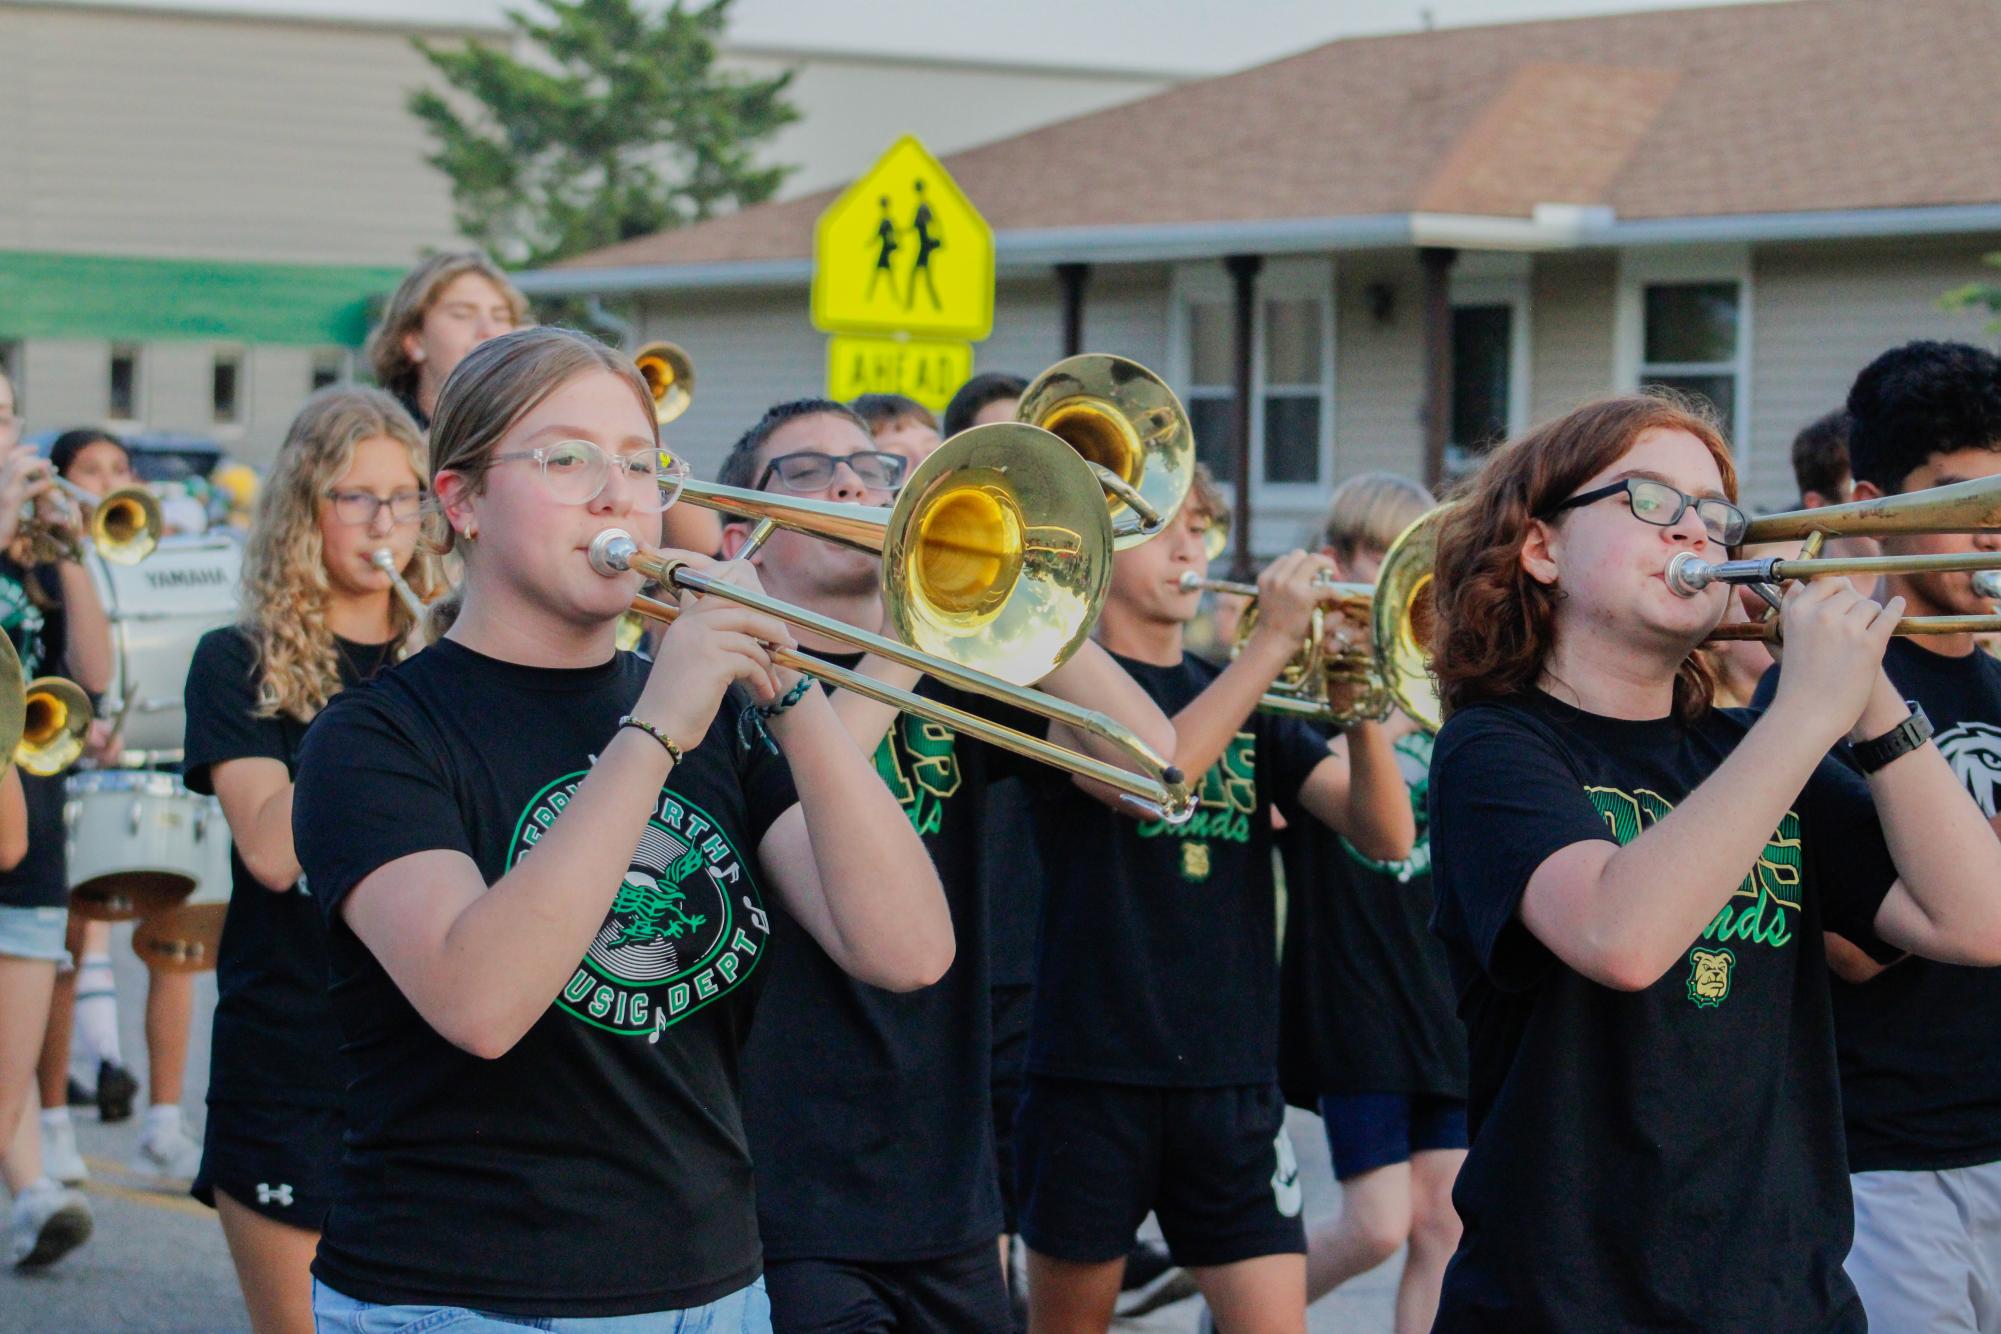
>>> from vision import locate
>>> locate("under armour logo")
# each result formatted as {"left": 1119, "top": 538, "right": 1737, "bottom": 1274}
{"left": 256, "top": 1182, "right": 293, "bottom": 1207}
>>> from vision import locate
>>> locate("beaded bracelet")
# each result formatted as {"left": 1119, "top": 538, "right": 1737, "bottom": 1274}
{"left": 618, "top": 714, "right": 684, "bottom": 766}
{"left": 756, "top": 676, "right": 814, "bottom": 720}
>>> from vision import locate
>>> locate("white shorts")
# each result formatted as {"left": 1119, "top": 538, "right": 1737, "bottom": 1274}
{"left": 1849, "top": 1158, "right": 2001, "bottom": 1333}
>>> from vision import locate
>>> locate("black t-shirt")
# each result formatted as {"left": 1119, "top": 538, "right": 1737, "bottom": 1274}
{"left": 1278, "top": 725, "right": 1465, "bottom": 1105}
{"left": 293, "top": 638, "right": 797, "bottom": 1317}
{"left": 1027, "top": 651, "right": 1332, "bottom": 1086}
{"left": 740, "top": 659, "right": 1037, "bottom": 1262}
{"left": 981, "top": 776, "right": 1042, "bottom": 990}
{"left": 1428, "top": 690, "right": 1899, "bottom": 1332}
{"left": 1752, "top": 638, "right": 2001, "bottom": 1174}
{"left": 183, "top": 626, "right": 396, "bottom": 1108}
{"left": 0, "top": 558, "right": 70, "bottom": 909}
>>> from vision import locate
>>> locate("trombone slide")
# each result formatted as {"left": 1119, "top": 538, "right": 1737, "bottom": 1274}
{"left": 589, "top": 530, "right": 1192, "bottom": 823}
{"left": 371, "top": 549, "right": 428, "bottom": 625}
{"left": 1668, "top": 549, "right": 2001, "bottom": 595}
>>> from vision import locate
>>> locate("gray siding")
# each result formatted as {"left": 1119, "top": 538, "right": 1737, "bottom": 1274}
{"left": 1334, "top": 253, "right": 1426, "bottom": 482}
{"left": 636, "top": 288, "right": 825, "bottom": 479}
{"left": 1531, "top": 253, "right": 1616, "bottom": 425}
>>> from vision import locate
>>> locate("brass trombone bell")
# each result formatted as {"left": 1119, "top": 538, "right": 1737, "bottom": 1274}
{"left": 80, "top": 482, "right": 163, "bottom": 565}
{"left": 590, "top": 531, "right": 1193, "bottom": 822}
{"left": 673, "top": 423, "right": 1114, "bottom": 687}
{"left": 1017, "top": 355, "right": 1196, "bottom": 549}
{"left": 635, "top": 341, "right": 695, "bottom": 425}
{"left": 18, "top": 675, "right": 92, "bottom": 776}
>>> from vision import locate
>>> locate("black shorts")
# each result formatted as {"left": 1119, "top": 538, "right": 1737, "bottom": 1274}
{"left": 763, "top": 1240, "right": 1009, "bottom": 1334}
{"left": 1013, "top": 1075, "right": 1306, "bottom": 1269}
{"left": 191, "top": 1099, "right": 342, "bottom": 1229}
{"left": 989, "top": 982, "right": 1034, "bottom": 1235}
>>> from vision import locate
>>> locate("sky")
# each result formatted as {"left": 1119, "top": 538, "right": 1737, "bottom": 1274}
{"left": 61, "top": 0, "right": 1789, "bottom": 72}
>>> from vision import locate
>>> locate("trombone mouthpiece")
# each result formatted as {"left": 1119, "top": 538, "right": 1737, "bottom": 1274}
{"left": 1177, "top": 571, "right": 1203, "bottom": 592}
{"left": 370, "top": 548, "right": 395, "bottom": 573}
{"left": 589, "top": 529, "right": 638, "bottom": 576}
{"left": 1664, "top": 552, "right": 1716, "bottom": 597}
{"left": 1976, "top": 570, "right": 2001, "bottom": 601}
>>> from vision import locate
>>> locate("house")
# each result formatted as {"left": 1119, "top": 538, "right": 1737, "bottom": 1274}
{"left": 522, "top": 0, "right": 2001, "bottom": 555}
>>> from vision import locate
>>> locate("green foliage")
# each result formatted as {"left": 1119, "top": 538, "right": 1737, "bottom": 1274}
{"left": 1941, "top": 252, "right": 2001, "bottom": 331}
{"left": 409, "top": 0, "right": 798, "bottom": 266}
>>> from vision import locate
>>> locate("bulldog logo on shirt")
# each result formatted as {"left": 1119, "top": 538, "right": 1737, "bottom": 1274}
{"left": 1686, "top": 948, "right": 1735, "bottom": 1008}
{"left": 1180, "top": 841, "right": 1211, "bottom": 882}
{"left": 512, "top": 775, "right": 769, "bottom": 1042}
{"left": 1937, "top": 720, "right": 2001, "bottom": 818}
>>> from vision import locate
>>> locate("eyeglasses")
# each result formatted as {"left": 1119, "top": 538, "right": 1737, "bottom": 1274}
{"left": 756, "top": 450, "right": 905, "bottom": 494}
{"left": 325, "top": 488, "right": 425, "bottom": 527}
{"left": 1544, "top": 478, "right": 1749, "bottom": 547}
{"left": 492, "top": 439, "right": 688, "bottom": 513}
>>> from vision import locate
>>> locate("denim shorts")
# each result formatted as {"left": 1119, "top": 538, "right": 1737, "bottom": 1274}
{"left": 0, "top": 905, "right": 69, "bottom": 963}
{"left": 311, "top": 1277, "right": 771, "bottom": 1334}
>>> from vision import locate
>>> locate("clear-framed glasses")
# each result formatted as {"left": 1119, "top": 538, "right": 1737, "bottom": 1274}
{"left": 325, "top": 488, "right": 426, "bottom": 527}
{"left": 756, "top": 450, "right": 906, "bottom": 494}
{"left": 493, "top": 439, "right": 689, "bottom": 513}
{"left": 1544, "top": 477, "right": 1749, "bottom": 547}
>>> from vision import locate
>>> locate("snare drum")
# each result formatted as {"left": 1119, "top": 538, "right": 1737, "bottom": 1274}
{"left": 130, "top": 794, "right": 231, "bottom": 973}
{"left": 65, "top": 771, "right": 218, "bottom": 920}
{"left": 90, "top": 535, "right": 242, "bottom": 763}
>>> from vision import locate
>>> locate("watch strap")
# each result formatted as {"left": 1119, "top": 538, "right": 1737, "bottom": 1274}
{"left": 1852, "top": 700, "right": 1933, "bottom": 775}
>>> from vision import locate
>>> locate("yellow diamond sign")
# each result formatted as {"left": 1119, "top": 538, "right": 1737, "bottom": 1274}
{"left": 813, "top": 136, "right": 994, "bottom": 341}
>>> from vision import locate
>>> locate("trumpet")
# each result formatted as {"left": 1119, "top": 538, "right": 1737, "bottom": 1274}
{"left": 1016, "top": 354, "right": 1196, "bottom": 549}
{"left": 1180, "top": 511, "right": 1445, "bottom": 731}
{"left": 636, "top": 341, "right": 696, "bottom": 425}
{"left": 19, "top": 478, "right": 162, "bottom": 566}
{"left": 371, "top": 548, "right": 429, "bottom": 627}
{"left": 589, "top": 530, "right": 1194, "bottom": 823}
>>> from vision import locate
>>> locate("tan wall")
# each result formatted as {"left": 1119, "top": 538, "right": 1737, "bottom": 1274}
{"left": 0, "top": 3, "right": 466, "bottom": 265}
{"left": 1746, "top": 236, "right": 2001, "bottom": 510}
{"left": 1530, "top": 252, "right": 1616, "bottom": 425}
{"left": 1333, "top": 252, "right": 1426, "bottom": 484}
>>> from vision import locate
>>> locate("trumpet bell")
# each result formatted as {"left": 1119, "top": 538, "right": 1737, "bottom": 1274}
{"left": 635, "top": 341, "right": 696, "bottom": 425}
{"left": 884, "top": 423, "right": 1113, "bottom": 685}
{"left": 19, "top": 676, "right": 91, "bottom": 776}
{"left": 90, "top": 486, "right": 163, "bottom": 565}
{"left": 1373, "top": 509, "right": 1446, "bottom": 733}
{"left": 1017, "top": 355, "right": 1195, "bottom": 549}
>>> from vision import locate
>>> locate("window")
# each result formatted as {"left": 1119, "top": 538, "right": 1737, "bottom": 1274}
{"left": 1450, "top": 306, "right": 1513, "bottom": 461}
{"left": 1639, "top": 282, "right": 1740, "bottom": 427}
{"left": 212, "top": 352, "right": 242, "bottom": 424}
{"left": 311, "top": 349, "right": 348, "bottom": 392}
{"left": 108, "top": 345, "right": 140, "bottom": 421}
{"left": 1171, "top": 260, "right": 1333, "bottom": 494}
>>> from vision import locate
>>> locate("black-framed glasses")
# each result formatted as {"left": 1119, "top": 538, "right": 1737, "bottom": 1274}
{"left": 1544, "top": 478, "right": 1748, "bottom": 546}
{"left": 492, "top": 439, "right": 689, "bottom": 513}
{"left": 325, "top": 488, "right": 425, "bottom": 527}
{"left": 756, "top": 450, "right": 905, "bottom": 494}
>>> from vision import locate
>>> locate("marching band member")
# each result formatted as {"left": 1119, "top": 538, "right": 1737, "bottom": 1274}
{"left": 1274, "top": 473, "right": 1466, "bottom": 1334}
{"left": 713, "top": 399, "right": 1173, "bottom": 1332}
{"left": 1424, "top": 393, "right": 2001, "bottom": 1329}
{"left": 1017, "top": 467, "right": 1413, "bottom": 1334}
{"left": 1752, "top": 342, "right": 2001, "bottom": 1330}
{"left": 0, "top": 367, "right": 93, "bottom": 1266}
{"left": 184, "top": 387, "right": 433, "bottom": 1333}
{"left": 364, "top": 250, "right": 527, "bottom": 432}
{"left": 292, "top": 327, "right": 947, "bottom": 1330}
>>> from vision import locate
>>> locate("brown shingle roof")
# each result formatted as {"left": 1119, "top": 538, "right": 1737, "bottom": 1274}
{"left": 561, "top": 0, "right": 2001, "bottom": 270}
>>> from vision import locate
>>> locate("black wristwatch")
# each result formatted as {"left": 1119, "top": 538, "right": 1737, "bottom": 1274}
{"left": 1852, "top": 701, "right": 1934, "bottom": 775}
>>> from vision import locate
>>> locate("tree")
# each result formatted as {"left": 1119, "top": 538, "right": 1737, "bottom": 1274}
{"left": 410, "top": 0, "right": 798, "bottom": 267}
{"left": 1942, "top": 252, "right": 2001, "bottom": 330}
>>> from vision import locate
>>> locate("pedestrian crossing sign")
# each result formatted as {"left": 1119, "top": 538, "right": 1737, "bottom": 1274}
{"left": 812, "top": 135, "right": 994, "bottom": 341}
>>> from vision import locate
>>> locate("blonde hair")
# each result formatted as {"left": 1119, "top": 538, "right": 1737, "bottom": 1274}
{"left": 1319, "top": 472, "right": 1436, "bottom": 559}
{"left": 241, "top": 387, "right": 437, "bottom": 721}
{"left": 365, "top": 252, "right": 529, "bottom": 409}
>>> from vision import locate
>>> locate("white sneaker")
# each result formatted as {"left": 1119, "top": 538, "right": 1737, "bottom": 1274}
{"left": 9, "top": 1179, "right": 92, "bottom": 1268}
{"left": 128, "top": 1121, "right": 202, "bottom": 1186}
{"left": 39, "top": 1115, "right": 87, "bottom": 1186}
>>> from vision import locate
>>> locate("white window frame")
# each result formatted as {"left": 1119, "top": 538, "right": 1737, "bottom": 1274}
{"left": 1168, "top": 257, "right": 1336, "bottom": 506}
{"left": 1615, "top": 245, "right": 1753, "bottom": 455}
{"left": 1448, "top": 260, "right": 1533, "bottom": 473}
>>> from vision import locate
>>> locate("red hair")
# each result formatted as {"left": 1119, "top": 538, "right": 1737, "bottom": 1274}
{"left": 1431, "top": 394, "right": 1738, "bottom": 723}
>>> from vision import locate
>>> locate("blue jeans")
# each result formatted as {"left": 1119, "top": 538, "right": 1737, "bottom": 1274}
{"left": 312, "top": 1277, "right": 771, "bottom": 1334}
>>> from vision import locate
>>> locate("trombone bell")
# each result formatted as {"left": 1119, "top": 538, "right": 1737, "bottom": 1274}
{"left": 635, "top": 341, "right": 695, "bottom": 425}
{"left": 88, "top": 485, "right": 163, "bottom": 565}
{"left": 18, "top": 676, "right": 91, "bottom": 776}
{"left": 1017, "top": 355, "right": 1196, "bottom": 549}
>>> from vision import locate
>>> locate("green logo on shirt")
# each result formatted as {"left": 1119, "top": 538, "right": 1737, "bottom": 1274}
{"left": 1140, "top": 731, "right": 1256, "bottom": 847}
{"left": 510, "top": 775, "right": 768, "bottom": 1041}
{"left": 1341, "top": 730, "right": 1433, "bottom": 882}
{"left": 1584, "top": 785, "right": 1800, "bottom": 1007}
{"left": 874, "top": 714, "right": 960, "bottom": 836}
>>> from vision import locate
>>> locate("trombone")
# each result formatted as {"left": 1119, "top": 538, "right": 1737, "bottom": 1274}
{"left": 0, "top": 634, "right": 90, "bottom": 776}
{"left": 1178, "top": 509, "right": 1445, "bottom": 731}
{"left": 589, "top": 529, "right": 1194, "bottom": 823}
{"left": 1016, "top": 354, "right": 1196, "bottom": 548}
{"left": 19, "top": 478, "right": 163, "bottom": 566}
{"left": 636, "top": 341, "right": 695, "bottom": 425}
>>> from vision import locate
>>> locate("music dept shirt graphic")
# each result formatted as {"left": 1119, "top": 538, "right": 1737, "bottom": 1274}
{"left": 1753, "top": 637, "right": 2001, "bottom": 1175}
{"left": 293, "top": 639, "right": 796, "bottom": 1318}
{"left": 739, "top": 656, "right": 1039, "bottom": 1263}
{"left": 1427, "top": 691, "right": 1901, "bottom": 1332}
